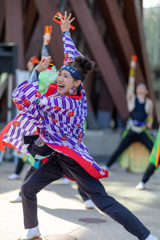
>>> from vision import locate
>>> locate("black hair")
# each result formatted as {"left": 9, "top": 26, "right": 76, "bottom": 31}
{"left": 66, "top": 55, "right": 95, "bottom": 82}
{"left": 136, "top": 82, "right": 148, "bottom": 89}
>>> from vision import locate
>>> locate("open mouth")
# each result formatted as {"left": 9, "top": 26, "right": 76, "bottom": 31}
{"left": 58, "top": 83, "right": 65, "bottom": 89}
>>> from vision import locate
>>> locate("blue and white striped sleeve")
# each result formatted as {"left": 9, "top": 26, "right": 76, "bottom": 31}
{"left": 62, "top": 32, "right": 83, "bottom": 63}
{"left": 29, "top": 69, "right": 40, "bottom": 83}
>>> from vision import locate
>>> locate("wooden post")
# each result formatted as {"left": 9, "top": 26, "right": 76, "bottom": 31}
{"left": 98, "top": 0, "right": 144, "bottom": 83}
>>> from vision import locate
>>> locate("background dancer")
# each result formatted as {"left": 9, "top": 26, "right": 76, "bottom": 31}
{"left": 103, "top": 55, "right": 154, "bottom": 170}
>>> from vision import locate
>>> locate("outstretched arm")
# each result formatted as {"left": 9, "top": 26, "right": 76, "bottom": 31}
{"left": 126, "top": 57, "right": 136, "bottom": 102}
{"left": 59, "top": 11, "right": 82, "bottom": 62}
{"left": 41, "top": 32, "right": 51, "bottom": 57}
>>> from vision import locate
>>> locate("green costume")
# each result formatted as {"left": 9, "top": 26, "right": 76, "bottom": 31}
{"left": 38, "top": 66, "right": 57, "bottom": 93}
{"left": 149, "top": 128, "right": 160, "bottom": 168}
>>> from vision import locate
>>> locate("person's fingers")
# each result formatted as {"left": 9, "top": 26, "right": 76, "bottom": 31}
{"left": 41, "top": 56, "right": 45, "bottom": 62}
{"left": 67, "top": 13, "right": 72, "bottom": 21}
{"left": 59, "top": 13, "right": 63, "bottom": 23}
{"left": 40, "top": 56, "right": 50, "bottom": 69}
{"left": 64, "top": 11, "right": 67, "bottom": 20}
{"left": 69, "top": 17, "right": 75, "bottom": 24}
{"left": 44, "top": 56, "right": 51, "bottom": 62}
{"left": 44, "top": 56, "right": 51, "bottom": 66}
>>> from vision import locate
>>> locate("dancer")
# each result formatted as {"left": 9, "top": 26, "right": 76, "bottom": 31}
{"left": 0, "top": 12, "right": 157, "bottom": 240}
{"left": 136, "top": 127, "right": 160, "bottom": 190}
{"left": 9, "top": 26, "right": 94, "bottom": 209}
{"left": 103, "top": 55, "right": 154, "bottom": 170}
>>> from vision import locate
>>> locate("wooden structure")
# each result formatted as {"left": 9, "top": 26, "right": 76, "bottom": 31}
{"left": 0, "top": 0, "right": 157, "bottom": 128}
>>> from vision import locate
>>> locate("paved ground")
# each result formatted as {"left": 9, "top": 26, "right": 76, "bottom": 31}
{"left": 0, "top": 160, "right": 160, "bottom": 240}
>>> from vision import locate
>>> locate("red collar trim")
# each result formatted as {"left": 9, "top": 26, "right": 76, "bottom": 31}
{"left": 45, "top": 83, "right": 83, "bottom": 100}
{"left": 68, "top": 92, "right": 83, "bottom": 100}
{"left": 45, "top": 83, "right": 57, "bottom": 97}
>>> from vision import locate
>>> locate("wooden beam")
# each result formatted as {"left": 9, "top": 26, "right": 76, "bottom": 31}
{"left": 123, "top": 0, "right": 157, "bottom": 118}
{"left": 98, "top": 81, "right": 113, "bottom": 112}
{"left": 24, "top": 0, "right": 38, "bottom": 51}
{"left": 123, "top": 0, "right": 145, "bottom": 75}
{"left": 73, "top": 23, "right": 98, "bottom": 128}
{"left": 0, "top": 0, "right": 5, "bottom": 39}
{"left": 34, "top": 0, "right": 64, "bottom": 69}
{"left": 68, "top": 0, "right": 129, "bottom": 121}
{"left": 140, "top": 0, "right": 143, "bottom": 15}
{"left": 98, "top": 0, "right": 144, "bottom": 83}
{"left": 5, "top": 0, "right": 25, "bottom": 69}
{"left": 25, "top": 20, "right": 43, "bottom": 65}
{"left": 83, "top": 72, "right": 99, "bottom": 129}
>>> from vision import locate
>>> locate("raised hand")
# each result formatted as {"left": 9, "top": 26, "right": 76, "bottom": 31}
{"left": 35, "top": 56, "right": 51, "bottom": 72}
{"left": 43, "top": 32, "right": 51, "bottom": 45}
{"left": 59, "top": 11, "right": 75, "bottom": 32}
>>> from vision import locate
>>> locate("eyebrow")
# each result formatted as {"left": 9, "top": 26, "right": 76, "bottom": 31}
{"left": 63, "top": 72, "right": 70, "bottom": 76}
{"left": 59, "top": 69, "right": 71, "bottom": 76}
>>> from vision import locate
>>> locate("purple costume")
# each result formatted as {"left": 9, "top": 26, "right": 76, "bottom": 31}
{"left": 0, "top": 35, "right": 108, "bottom": 180}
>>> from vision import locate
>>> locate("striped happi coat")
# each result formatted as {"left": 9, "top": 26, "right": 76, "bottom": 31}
{"left": 0, "top": 35, "right": 108, "bottom": 180}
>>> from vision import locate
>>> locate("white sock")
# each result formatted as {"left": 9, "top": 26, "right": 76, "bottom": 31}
{"left": 145, "top": 234, "right": 158, "bottom": 240}
{"left": 19, "top": 226, "right": 41, "bottom": 240}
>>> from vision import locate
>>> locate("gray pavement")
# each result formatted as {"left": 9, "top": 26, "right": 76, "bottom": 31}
{"left": 0, "top": 160, "right": 160, "bottom": 240}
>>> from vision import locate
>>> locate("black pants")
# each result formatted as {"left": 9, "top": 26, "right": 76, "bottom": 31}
{"left": 142, "top": 161, "right": 160, "bottom": 184}
{"left": 106, "top": 130, "right": 154, "bottom": 168}
{"left": 15, "top": 158, "right": 25, "bottom": 175}
{"left": 19, "top": 161, "right": 89, "bottom": 201}
{"left": 21, "top": 152, "right": 150, "bottom": 240}
{"left": 19, "top": 164, "right": 42, "bottom": 196}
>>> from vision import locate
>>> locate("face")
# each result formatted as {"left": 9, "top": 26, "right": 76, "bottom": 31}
{"left": 136, "top": 84, "right": 148, "bottom": 96}
{"left": 57, "top": 70, "right": 76, "bottom": 96}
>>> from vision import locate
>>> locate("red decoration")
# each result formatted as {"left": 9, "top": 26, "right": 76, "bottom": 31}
{"left": 61, "top": 137, "right": 67, "bottom": 141}
{"left": 68, "top": 111, "right": 74, "bottom": 117}
{"left": 23, "top": 99, "right": 30, "bottom": 106}
{"left": 53, "top": 12, "right": 75, "bottom": 30}
{"left": 44, "top": 25, "right": 52, "bottom": 34}
{"left": 31, "top": 58, "right": 53, "bottom": 70}
{"left": 131, "top": 55, "right": 137, "bottom": 62}
{"left": 54, "top": 106, "right": 61, "bottom": 110}
{"left": 13, "top": 121, "right": 20, "bottom": 127}
{"left": 16, "top": 104, "right": 23, "bottom": 110}
{"left": 52, "top": 119, "right": 58, "bottom": 123}
{"left": 35, "top": 92, "right": 42, "bottom": 97}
